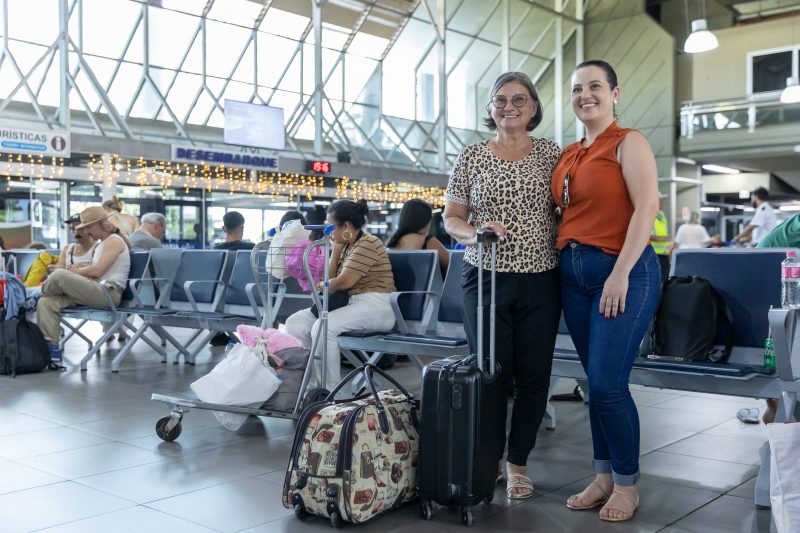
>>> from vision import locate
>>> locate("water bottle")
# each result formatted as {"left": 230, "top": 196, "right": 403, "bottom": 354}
{"left": 224, "top": 338, "right": 237, "bottom": 355}
{"left": 781, "top": 251, "right": 800, "bottom": 309}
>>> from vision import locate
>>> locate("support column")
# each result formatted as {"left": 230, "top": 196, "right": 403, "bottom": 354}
{"left": 58, "top": 0, "right": 70, "bottom": 129}
{"left": 101, "top": 153, "right": 116, "bottom": 201}
{"left": 313, "top": 0, "right": 323, "bottom": 156}
{"left": 500, "top": 0, "right": 509, "bottom": 72}
{"left": 436, "top": 0, "right": 446, "bottom": 170}
{"left": 574, "top": 0, "right": 584, "bottom": 141}
{"left": 554, "top": 0, "right": 563, "bottom": 147}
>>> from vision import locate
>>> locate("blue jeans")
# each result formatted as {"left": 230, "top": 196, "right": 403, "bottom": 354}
{"left": 560, "top": 242, "right": 660, "bottom": 486}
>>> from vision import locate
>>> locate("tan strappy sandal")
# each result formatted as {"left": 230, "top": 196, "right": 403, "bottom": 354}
{"left": 506, "top": 473, "right": 534, "bottom": 500}
{"left": 599, "top": 489, "right": 639, "bottom": 522}
{"left": 566, "top": 481, "right": 610, "bottom": 510}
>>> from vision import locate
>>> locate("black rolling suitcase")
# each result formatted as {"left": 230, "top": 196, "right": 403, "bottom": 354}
{"left": 418, "top": 229, "right": 501, "bottom": 527}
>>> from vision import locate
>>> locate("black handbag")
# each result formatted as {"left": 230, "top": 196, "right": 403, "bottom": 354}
{"left": 310, "top": 290, "right": 350, "bottom": 318}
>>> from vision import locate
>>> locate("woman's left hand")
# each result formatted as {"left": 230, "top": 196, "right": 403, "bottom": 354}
{"left": 599, "top": 270, "right": 628, "bottom": 319}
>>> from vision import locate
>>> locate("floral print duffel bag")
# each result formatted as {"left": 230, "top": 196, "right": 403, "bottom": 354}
{"left": 283, "top": 364, "right": 420, "bottom": 527}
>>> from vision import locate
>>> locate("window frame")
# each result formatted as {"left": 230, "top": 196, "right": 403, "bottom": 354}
{"left": 746, "top": 45, "right": 800, "bottom": 98}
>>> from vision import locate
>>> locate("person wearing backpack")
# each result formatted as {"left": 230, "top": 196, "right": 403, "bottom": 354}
{"left": 551, "top": 60, "right": 661, "bottom": 522}
{"left": 36, "top": 206, "right": 131, "bottom": 363}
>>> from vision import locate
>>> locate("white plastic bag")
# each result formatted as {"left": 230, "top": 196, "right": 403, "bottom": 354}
{"left": 264, "top": 220, "right": 310, "bottom": 279}
{"left": 190, "top": 339, "right": 282, "bottom": 430}
{"left": 767, "top": 421, "right": 800, "bottom": 533}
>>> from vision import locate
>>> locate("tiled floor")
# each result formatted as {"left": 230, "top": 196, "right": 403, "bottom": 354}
{"left": 0, "top": 323, "right": 778, "bottom": 532}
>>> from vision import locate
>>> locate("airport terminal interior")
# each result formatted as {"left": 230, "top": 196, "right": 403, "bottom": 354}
{"left": 2, "top": 0, "right": 800, "bottom": 531}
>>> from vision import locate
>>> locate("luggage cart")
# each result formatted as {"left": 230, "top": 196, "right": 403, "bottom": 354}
{"left": 151, "top": 224, "right": 336, "bottom": 441}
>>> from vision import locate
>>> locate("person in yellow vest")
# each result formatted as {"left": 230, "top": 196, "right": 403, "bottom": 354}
{"left": 650, "top": 193, "right": 670, "bottom": 282}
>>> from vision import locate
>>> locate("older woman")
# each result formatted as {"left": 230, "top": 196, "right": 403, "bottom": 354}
{"left": 443, "top": 71, "right": 562, "bottom": 500}
{"left": 552, "top": 59, "right": 660, "bottom": 522}
{"left": 285, "top": 199, "right": 396, "bottom": 390}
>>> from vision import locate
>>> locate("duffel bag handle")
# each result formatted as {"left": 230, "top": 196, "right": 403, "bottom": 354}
{"left": 324, "top": 364, "right": 417, "bottom": 433}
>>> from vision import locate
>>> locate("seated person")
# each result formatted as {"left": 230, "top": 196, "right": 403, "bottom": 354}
{"left": 36, "top": 206, "right": 131, "bottom": 363}
{"left": 279, "top": 210, "right": 307, "bottom": 229}
{"left": 103, "top": 196, "right": 140, "bottom": 235}
{"left": 129, "top": 212, "right": 166, "bottom": 250}
{"left": 51, "top": 214, "right": 98, "bottom": 272}
{"left": 386, "top": 198, "right": 449, "bottom": 274}
{"left": 285, "top": 199, "right": 396, "bottom": 389}
{"left": 214, "top": 211, "right": 255, "bottom": 250}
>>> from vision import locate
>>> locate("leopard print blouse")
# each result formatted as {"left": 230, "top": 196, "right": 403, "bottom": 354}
{"left": 445, "top": 137, "right": 560, "bottom": 273}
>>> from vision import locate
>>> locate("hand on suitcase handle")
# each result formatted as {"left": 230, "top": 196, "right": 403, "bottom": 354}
{"left": 477, "top": 222, "right": 505, "bottom": 242}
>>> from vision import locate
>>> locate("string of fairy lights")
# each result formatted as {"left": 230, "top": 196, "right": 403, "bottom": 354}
{"left": 1, "top": 152, "right": 446, "bottom": 208}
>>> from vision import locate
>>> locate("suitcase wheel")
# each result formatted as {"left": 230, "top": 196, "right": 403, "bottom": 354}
{"left": 420, "top": 501, "right": 433, "bottom": 520}
{"left": 302, "top": 387, "right": 330, "bottom": 410}
{"left": 329, "top": 511, "right": 344, "bottom": 528}
{"left": 293, "top": 504, "right": 308, "bottom": 521}
{"left": 461, "top": 508, "right": 474, "bottom": 527}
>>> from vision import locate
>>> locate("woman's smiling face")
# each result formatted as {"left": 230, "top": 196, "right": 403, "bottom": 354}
{"left": 571, "top": 65, "right": 619, "bottom": 124}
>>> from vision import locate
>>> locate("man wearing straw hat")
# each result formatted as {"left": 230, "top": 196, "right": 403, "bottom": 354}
{"left": 36, "top": 206, "right": 131, "bottom": 363}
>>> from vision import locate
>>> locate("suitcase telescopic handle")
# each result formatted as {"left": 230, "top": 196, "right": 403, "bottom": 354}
{"left": 475, "top": 228, "right": 497, "bottom": 377}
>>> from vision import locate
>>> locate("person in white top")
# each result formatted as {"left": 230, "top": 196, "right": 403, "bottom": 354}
{"left": 48, "top": 213, "right": 98, "bottom": 274}
{"left": 37, "top": 206, "right": 131, "bottom": 363}
{"left": 734, "top": 187, "right": 777, "bottom": 246}
{"left": 669, "top": 212, "right": 711, "bottom": 254}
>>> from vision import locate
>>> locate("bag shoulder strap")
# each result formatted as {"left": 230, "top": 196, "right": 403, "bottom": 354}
{"left": 5, "top": 318, "right": 19, "bottom": 377}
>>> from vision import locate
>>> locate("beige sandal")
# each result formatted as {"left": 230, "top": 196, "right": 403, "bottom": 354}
{"left": 566, "top": 481, "right": 609, "bottom": 510}
{"left": 506, "top": 473, "right": 534, "bottom": 500}
{"left": 599, "top": 489, "right": 639, "bottom": 522}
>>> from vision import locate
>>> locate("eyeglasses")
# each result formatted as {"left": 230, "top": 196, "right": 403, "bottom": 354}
{"left": 490, "top": 94, "right": 531, "bottom": 109}
{"left": 561, "top": 172, "right": 570, "bottom": 208}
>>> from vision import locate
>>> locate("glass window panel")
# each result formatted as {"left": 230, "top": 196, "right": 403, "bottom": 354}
{"left": 260, "top": 8, "right": 310, "bottom": 41}
{"left": 444, "top": 31, "right": 473, "bottom": 73}
{"left": 344, "top": 55, "right": 379, "bottom": 104}
{"left": 322, "top": 49, "right": 343, "bottom": 100}
{"left": 347, "top": 33, "right": 390, "bottom": 60}
{"left": 208, "top": 107, "right": 224, "bottom": 128}
{"left": 231, "top": 45, "right": 255, "bottom": 84}
{"left": 752, "top": 51, "right": 793, "bottom": 94}
{"left": 70, "top": 68, "right": 102, "bottom": 111}
{"left": 262, "top": 89, "right": 301, "bottom": 123}
{"left": 82, "top": 0, "right": 142, "bottom": 59}
{"left": 186, "top": 89, "right": 215, "bottom": 125}
{"left": 447, "top": 0, "right": 497, "bottom": 36}
{"left": 129, "top": 81, "right": 164, "bottom": 119}
{"left": 205, "top": 20, "right": 252, "bottom": 79}
{"left": 160, "top": 0, "right": 207, "bottom": 16}
{"left": 256, "top": 33, "right": 301, "bottom": 89}
{"left": 167, "top": 72, "right": 202, "bottom": 121}
{"left": 207, "top": 0, "right": 264, "bottom": 28}
{"left": 147, "top": 6, "right": 200, "bottom": 70}
{"left": 322, "top": 22, "right": 350, "bottom": 51}
{"left": 7, "top": 0, "right": 59, "bottom": 44}
{"left": 303, "top": 43, "right": 315, "bottom": 94}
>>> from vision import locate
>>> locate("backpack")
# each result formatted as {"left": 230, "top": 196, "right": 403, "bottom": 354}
{"left": 0, "top": 314, "right": 59, "bottom": 377}
{"left": 646, "top": 276, "right": 734, "bottom": 362}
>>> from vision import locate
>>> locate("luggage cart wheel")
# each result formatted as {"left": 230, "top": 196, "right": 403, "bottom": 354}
{"left": 293, "top": 504, "right": 308, "bottom": 521}
{"left": 302, "top": 388, "right": 330, "bottom": 410}
{"left": 329, "top": 511, "right": 343, "bottom": 528}
{"left": 155, "top": 415, "right": 182, "bottom": 442}
{"left": 461, "top": 508, "right": 474, "bottom": 527}
{"left": 420, "top": 501, "right": 433, "bottom": 520}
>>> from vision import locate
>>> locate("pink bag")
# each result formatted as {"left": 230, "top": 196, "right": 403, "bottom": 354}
{"left": 285, "top": 240, "right": 325, "bottom": 291}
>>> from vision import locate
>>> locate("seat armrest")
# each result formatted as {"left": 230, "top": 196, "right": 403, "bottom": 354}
{"left": 389, "top": 290, "right": 439, "bottom": 334}
{"left": 183, "top": 280, "right": 226, "bottom": 312}
{"left": 770, "top": 308, "right": 800, "bottom": 380}
{"left": 131, "top": 277, "right": 171, "bottom": 307}
{"left": 244, "top": 282, "right": 264, "bottom": 323}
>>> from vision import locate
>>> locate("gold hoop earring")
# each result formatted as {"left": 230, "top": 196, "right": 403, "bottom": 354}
{"left": 342, "top": 229, "right": 352, "bottom": 241}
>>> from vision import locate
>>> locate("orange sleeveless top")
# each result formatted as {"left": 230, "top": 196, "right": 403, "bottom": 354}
{"left": 551, "top": 122, "right": 635, "bottom": 255}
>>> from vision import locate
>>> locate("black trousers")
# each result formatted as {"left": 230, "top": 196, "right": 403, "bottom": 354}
{"left": 462, "top": 264, "right": 561, "bottom": 467}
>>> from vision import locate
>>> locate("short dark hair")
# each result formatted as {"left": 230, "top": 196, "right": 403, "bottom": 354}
{"left": 386, "top": 199, "right": 433, "bottom": 248}
{"left": 328, "top": 199, "right": 369, "bottom": 230}
{"left": 222, "top": 211, "right": 245, "bottom": 231}
{"left": 752, "top": 187, "right": 769, "bottom": 201}
{"left": 279, "top": 210, "right": 306, "bottom": 229}
{"left": 575, "top": 59, "right": 619, "bottom": 89}
{"left": 482, "top": 71, "right": 543, "bottom": 132}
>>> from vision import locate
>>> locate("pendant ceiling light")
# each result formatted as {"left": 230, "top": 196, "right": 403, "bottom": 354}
{"left": 683, "top": 0, "right": 718, "bottom": 54}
